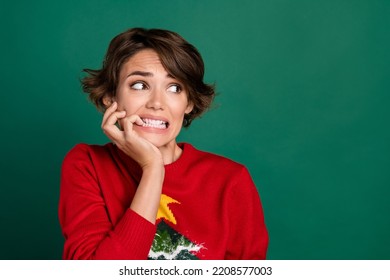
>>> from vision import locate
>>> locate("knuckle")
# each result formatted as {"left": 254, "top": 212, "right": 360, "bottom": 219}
{"left": 101, "top": 125, "right": 110, "bottom": 134}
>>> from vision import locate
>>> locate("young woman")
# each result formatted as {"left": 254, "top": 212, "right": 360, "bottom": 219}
{"left": 59, "top": 28, "right": 268, "bottom": 259}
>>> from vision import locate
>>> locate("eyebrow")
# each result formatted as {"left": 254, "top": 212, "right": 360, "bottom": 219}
{"left": 127, "top": 71, "right": 153, "bottom": 78}
{"left": 126, "top": 71, "right": 175, "bottom": 79}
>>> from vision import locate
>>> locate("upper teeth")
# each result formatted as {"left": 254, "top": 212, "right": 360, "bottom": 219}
{"left": 141, "top": 118, "right": 167, "bottom": 128}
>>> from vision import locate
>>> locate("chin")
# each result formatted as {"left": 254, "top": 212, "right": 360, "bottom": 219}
{"left": 139, "top": 134, "right": 174, "bottom": 149}
{"left": 135, "top": 126, "right": 178, "bottom": 149}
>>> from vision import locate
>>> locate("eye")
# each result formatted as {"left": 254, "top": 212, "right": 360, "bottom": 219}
{"left": 167, "top": 84, "right": 182, "bottom": 93}
{"left": 130, "top": 82, "right": 148, "bottom": 90}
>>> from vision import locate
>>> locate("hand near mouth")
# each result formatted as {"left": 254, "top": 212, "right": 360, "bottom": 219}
{"left": 101, "top": 101, "right": 164, "bottom": 224}
{"left": 101, "top": 102, "right": 163, "bottom": 170}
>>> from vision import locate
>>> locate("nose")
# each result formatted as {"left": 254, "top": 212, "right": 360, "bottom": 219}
{"left": 145, "top": 88, "right": 164, "bottom": 110}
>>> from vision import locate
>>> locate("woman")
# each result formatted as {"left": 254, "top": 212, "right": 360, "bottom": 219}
{"left": 59, "top": 28, "right": 268, "bottom": 260}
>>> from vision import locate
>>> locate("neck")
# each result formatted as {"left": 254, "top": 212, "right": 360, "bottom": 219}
{"left": 159, "top": 143, "right": 182, "bottom": 165}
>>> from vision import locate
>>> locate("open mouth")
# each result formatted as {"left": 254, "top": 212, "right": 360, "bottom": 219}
{"left": 140, "top": 118, "right": 169, "bottom": 129}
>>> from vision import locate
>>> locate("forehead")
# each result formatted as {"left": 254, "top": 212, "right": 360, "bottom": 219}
{"left": 120, "top": 49, "right": 163, "bottom": 74}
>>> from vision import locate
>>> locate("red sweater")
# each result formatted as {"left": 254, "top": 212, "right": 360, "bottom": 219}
{"left": 59, "top": 142, "right": 268, "bottom": 259}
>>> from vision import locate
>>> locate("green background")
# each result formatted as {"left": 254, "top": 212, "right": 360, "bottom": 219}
{"left": 1, "top": 0, "right": 389, "bottom": 259}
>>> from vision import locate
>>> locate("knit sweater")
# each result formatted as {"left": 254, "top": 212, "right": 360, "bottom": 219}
{"left": 59, "top": 142, "right": 268, "bottom": 259}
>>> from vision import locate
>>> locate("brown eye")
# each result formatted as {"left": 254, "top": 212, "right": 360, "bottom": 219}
{"left": 167, "top": 84, "right": 182, "bottom": 93}
{"left": 131, "top": 82, "right": 148, "bottom": 90}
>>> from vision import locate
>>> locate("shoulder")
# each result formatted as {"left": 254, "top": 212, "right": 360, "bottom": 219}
{"left": 64, "top": 142, "right": 114, "bottom": 156}
{"left": 181, "top": 143, "right": 248, "bottom": 175}
{"left": 181, "top": 143, "right": 258, "bottom": 197}
{"left": 62, "top": 143, "right": 114, "bottom": 166}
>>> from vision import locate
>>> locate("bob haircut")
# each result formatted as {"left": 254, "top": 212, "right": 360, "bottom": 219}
{"left": 81, "top": 27, "right": 215, "bottom": 127}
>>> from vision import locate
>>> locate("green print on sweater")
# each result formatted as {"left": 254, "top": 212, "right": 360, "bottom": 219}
{"left": 148, "top": 221, "right": 202, "bottom": 260}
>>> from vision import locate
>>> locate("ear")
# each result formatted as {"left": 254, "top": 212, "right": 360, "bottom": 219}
{"left": 185, "top": 101, "right": 194, "bottom": 114}
{"left": 103, "top": 95, "right": 115, "bottom": 108}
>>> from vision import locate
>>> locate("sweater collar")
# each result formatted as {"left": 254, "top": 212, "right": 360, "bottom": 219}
{"left": 164, "top": 142, "right": 194, "bottom": 173}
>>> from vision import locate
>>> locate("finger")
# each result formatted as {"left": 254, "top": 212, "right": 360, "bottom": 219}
{"left": 102, "top": 111, "right": 126, "bottom": 141}
{"left": 101, "top": 101, "right": 118, "bottom": 126}
{"left": 129, "top": 115, "right": 145, "bottom": 127}
{"left": 123, "top": 115, "right": 144, "bottom": 133}
{"left": 103, "top": 126, "right": 121, "bottom": 144}
{"left": 104, "top": 110, "right": 126, "bottom": 126}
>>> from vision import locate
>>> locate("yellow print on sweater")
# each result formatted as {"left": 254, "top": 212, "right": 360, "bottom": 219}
{"left": 156, "top": 194, "right": 180, "bottom": 225}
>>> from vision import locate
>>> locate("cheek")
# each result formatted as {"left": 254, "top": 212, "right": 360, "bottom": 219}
{"left": 171, "top": 98, "right": 192, "bottom": 116}
{"left": 117, "top": 96, "right": 140, "bottom": 114}
{"left": 115, "top": 87, "right": 136, "bottom": 111}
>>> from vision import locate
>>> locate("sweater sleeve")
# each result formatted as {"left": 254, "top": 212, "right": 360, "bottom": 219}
{"left": 58, "top": 144, "right": 156, "bottom": 259}
{"left": 225, "top": 167, "right": 269, "bottom": 260}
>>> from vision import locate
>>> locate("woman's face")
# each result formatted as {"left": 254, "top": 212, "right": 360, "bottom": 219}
{"left": 113, "top": 49, "right": 193, "bottom": 149}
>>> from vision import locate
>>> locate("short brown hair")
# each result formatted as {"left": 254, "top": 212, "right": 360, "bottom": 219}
{"left": 81, "top": 27, "right": 215, "bottom": 127}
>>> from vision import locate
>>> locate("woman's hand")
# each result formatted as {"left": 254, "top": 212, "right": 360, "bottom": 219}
{"left": 101, "top": 101, "right": 164, "bottom": 224}
{"left": 101, "top": 102, "right": 163, "bottom": 170}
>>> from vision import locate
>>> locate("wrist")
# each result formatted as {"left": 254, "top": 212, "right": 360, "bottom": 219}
{"left": 138, "top": 155, "right": 163, "bottom": 170}
{"left": 141, "top": 161, "right": 165, "bottom": 176}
